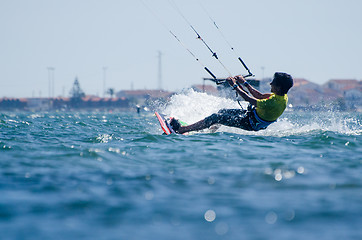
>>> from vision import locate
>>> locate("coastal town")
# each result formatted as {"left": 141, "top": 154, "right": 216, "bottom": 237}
{"left": 0, "top": 77, "right": 361, "bottom": 112}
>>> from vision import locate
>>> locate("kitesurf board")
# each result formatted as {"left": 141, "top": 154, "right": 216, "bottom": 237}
{"left": 155, "top": 112, "right": 188, "bottom": 135}
{"left": 155, "top": 112, "right": 174, "bottom": 135}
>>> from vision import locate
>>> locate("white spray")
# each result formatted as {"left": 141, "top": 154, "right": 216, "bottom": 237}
{"left": 157, "top": 89, "right": 361, "bottom": 136}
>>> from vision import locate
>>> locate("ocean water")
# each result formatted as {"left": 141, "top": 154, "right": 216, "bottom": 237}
{"left": 1, "top": 91, "right": 361, "bottom": 240}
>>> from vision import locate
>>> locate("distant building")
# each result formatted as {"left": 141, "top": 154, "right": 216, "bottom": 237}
{"left": 287, "top": 78, "right": 326, "bottom": 106}
{"left": 68, "top": 96, "right": 129, "bottom": 110}
{"left": 191, "top": 84, "right": 218, "bottom": 96}
{"left": 323, "top": 79, "right": 360, "bottom": 92}
{"left": 27, "top": 98, "right": 52, "bottom": 111}
{"left": 0, "top": 98, "right": 27, "bottom": 110}
{"left": 0, "top": 96, "right": 129, "bottom": 111}
{"left": 1, "top": 78, "right": 361, "bottom": 112}
{"left": 323, "top": 79, "right": 362, "bottom": 110}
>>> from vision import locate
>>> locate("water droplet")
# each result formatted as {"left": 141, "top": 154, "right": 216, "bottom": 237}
{"left": 265, "top": 211, "right": 277, "bottom": 224}
{"left": 264, "top": 168, "right": 273, "bottom": 175}
{"left": 275, "top": 173, "right": 282, "bottom": 181}
{"left": 204, "top": 210, "right": 216, "bottom": 222}
{"left": 284, "top": 170, "right": 295, "bottom": 179}
{"left": 145, "top": 191, "right": 154, "bottom": 200}
{"left": 284, "top": 209, "right": 295, "bottom": 221}
{"left": 215, "top": 222, "right": 229, "bottom": 235}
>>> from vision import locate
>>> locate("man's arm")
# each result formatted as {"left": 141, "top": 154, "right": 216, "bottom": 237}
{"left": 235, "top": 75, "right": 271, "bottom": 99}
{"left": 235, "top": 86, "right": 257, "bottom": 106}
{"left": 227, "top": 77, "right": 257, "bottom": 106}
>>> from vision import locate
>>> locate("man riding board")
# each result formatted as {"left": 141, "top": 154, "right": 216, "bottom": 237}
{"left": 170, "top": 72, "right": 293, "bottom": 134}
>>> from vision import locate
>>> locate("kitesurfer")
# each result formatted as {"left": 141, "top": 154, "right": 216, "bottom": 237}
{"left": 170, "top": 72, "right": 293, "bottom": 133}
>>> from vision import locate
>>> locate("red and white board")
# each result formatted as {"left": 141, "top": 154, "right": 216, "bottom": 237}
{"left": 155, "top": 112, "right": 175, "bottom": 135}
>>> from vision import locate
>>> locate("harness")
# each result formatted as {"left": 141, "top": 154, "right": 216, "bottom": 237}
{"left": 248, "top": 106, "right": 276, "bottom": 131}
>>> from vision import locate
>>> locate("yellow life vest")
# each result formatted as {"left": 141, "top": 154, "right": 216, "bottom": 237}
{"left": 256, "top": 94, "right": 288, "bottom": 122}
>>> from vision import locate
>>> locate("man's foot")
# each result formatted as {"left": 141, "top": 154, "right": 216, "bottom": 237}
{"left": 170, "top": 118, "right": 181, "bottom": 133}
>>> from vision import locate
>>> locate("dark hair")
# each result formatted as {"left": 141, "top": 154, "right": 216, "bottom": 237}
{"left": 272, "top": 72, "right": 293, "bottom": 94}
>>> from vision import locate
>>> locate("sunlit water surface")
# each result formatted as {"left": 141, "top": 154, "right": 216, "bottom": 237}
{"left": 1, "top": 91, "right": 361, "bottom": 240}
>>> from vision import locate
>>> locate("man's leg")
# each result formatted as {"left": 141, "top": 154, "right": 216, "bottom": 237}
{"left": 173, "top": 108, "right": 250, "bottom": 134}
{"left": 177, "top": 119, "right": 210, "bottom": 134}
{"left": 175, "top": 109, "right": 235, "bottom": 134}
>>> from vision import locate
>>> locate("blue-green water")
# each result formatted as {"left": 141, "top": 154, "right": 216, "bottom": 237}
{"left": 1, "top": 106, "right": 361, "bottom": 239}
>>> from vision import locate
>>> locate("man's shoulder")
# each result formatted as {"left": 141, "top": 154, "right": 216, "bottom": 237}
{"left": 263, "top": 93, "right": 274, "bottom": 99}
{"left": 257, "top": 93, "right": 273, "bottom": 101}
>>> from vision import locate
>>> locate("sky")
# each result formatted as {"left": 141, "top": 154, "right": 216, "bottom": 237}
{"left": 1, "top": 0, "right": 361, "bottom": 98}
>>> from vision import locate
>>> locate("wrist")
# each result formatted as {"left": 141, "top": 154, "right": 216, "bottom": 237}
{"left": 232, "top": 83, "right": 238, "bottom": 90}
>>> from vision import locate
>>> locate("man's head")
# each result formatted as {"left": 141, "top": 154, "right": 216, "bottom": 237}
{"left": 270, "top": 72, "right": 293, "bottom": 95}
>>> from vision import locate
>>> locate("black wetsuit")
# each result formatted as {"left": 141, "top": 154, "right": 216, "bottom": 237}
{"left": 203, "top": 107, "right": 274, "bottom": 131}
